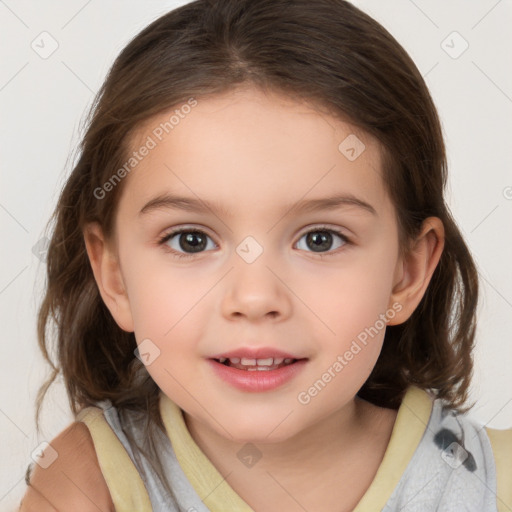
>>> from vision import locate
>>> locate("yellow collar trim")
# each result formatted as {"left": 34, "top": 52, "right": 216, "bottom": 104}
{"left": 77, "top": 406, "right": 152, "bottom": 512}
{"left": 159, "top": 394, "right": 254, "bottom": 511}
{"left": 353, "top": 385, "right": 433, "bottom": 510}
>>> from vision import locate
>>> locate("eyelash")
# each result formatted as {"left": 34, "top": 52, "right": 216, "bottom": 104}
{"left": 157, "top": 225, "right": 352, "bottom": 260}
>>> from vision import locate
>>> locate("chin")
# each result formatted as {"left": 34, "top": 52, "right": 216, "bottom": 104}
{"left": 218, "top": 412, "right": 301, "bottom": 445}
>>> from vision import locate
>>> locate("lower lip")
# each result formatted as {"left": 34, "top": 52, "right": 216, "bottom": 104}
{"left": 207, "top": 359, "right": 308, "bottom": 392}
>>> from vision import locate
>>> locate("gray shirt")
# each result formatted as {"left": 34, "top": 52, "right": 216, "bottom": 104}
{"left": 99, "top": 393, "right": 499, "bottom": 512}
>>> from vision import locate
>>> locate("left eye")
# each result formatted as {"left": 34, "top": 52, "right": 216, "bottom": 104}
{"left": 295, "top": 228, "right": 349, "bottom": 254}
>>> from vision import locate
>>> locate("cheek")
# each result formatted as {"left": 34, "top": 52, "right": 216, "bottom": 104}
{"left": 122, "top": 251, "right": 216, "bottom": 363}
{"left": 121, "top": 245, "right": 200, "bottom": 332}
{"left": 123, "top": 260, "right": 211, "bottom": 395}
{"left": 301, "top": 249, "right": 397, "bottom": 337}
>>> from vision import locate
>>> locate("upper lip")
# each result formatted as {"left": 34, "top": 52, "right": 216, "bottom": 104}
{"left": 210, "top": 347, "right": 304, "bottom": 360}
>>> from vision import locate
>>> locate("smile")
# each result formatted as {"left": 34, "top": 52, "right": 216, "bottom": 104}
{"left": 208, "top": 356, "right": 308, "bottom": 392}
{"left": 216, "top": 356, "right": 297, "bottom": 371}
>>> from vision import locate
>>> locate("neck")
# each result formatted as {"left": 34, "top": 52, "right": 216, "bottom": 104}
{"left": 183, "top": 396, "right": 390, "bottom": 512}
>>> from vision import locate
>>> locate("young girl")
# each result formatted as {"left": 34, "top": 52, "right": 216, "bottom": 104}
{"left": 19, "top": 0, "right": 511, "bottom": 511}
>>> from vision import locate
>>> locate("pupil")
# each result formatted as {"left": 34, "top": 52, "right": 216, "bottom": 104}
{"left": 180, "top": 232, "right": 206, "bottom": 253}
{"left": 307, "top": 231, "right": 331, "bottom": 252}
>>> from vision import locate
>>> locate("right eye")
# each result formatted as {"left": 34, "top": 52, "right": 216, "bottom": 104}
{"left": 158, "top": 228, "right": 217, "bottom": 259}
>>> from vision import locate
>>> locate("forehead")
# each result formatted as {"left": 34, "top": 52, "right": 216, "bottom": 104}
{"left": 120, "top": 86, "right": 389, "bottom": 219}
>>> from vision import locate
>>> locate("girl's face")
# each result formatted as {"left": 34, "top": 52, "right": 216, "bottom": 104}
{"left": 105, "top": 86, "right": 408, "bottom": 442}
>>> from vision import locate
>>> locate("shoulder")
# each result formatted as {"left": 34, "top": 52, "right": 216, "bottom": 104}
{"left": 485, "top": 426, "right": 512, "bottom": 511}
{"left": 19, "top": 421, "right": 115, "bottom": 512}
{"left": 485, "top": 425, "right": 512, "bottom": 452}
{"left": 486, "top": 425, "right": 512, "bottom": 466}
{"left": 385, "top": 393, "right": 509, "bottom": 508}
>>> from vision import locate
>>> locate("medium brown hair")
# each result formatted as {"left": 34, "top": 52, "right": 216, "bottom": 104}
{"left": 35, "top": 0, "right": 479, "bottom": 490}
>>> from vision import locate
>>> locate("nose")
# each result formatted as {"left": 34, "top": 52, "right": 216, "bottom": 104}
{"left": 220, "top": 250, "right": 292, "bottom": 322}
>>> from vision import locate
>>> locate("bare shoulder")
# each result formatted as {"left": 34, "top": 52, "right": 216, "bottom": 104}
{"left": 19, "top": 421, "right": 115, "bottom": 512}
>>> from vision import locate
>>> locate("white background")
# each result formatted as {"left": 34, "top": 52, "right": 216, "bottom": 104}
{"left": 1, "top": 1, "right": 511, "bottom": 510}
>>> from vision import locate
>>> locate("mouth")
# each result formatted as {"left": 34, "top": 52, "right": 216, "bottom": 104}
{"left": 213, "top": 356, "right": 300, "bottom": 371}
{"left": 208, "top": 353, "right": 308, "bottom": 392}
{"left": 208, "top": 348, "right": 308, "bottom": 391}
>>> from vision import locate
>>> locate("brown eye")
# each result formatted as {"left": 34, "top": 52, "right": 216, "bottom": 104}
{"left": 296, "top": 228, "right": 349, "bottom": 254}
{"left": 159, "top": 229, "right": 216, "bottom": 258}
{"left": 177, "top": 231, "right": 208, "bottom": 253}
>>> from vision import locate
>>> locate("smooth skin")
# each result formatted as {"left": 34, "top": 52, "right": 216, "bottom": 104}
{"left": 19, "top": 422, "right": 115, "bottom": 511}
{"left": 22, "top": 85, "right": 444, "bottom": 511}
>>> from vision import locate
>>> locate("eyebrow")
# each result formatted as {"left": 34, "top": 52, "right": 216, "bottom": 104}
{"left": 138, "top": 193, "right": 377, "bottom": 217}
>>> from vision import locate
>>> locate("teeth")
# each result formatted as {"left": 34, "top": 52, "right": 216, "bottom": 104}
{"left": 216, "top": 356, "right": 296, "bottom": 368}
{"left": 256, "top": 358, "right": 273, "bottom": 366}
{"left": 239, "top": 357, "right": 289, "bottom": 366}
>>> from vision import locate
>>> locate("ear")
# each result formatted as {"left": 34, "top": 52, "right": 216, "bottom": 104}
{"left": 83, "top": 222, "right": 134, "bottom": 332}
{"left": 387, "top": 217, "right": 445, "bottom": 325}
